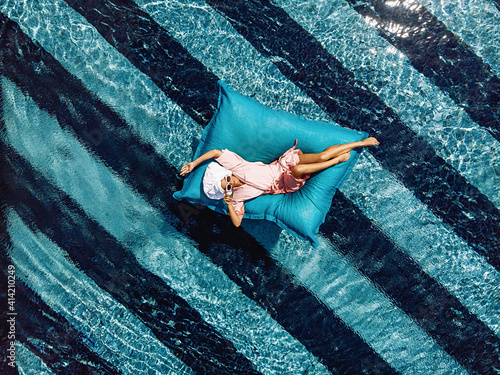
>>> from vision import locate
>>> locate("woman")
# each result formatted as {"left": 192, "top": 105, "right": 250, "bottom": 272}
{"left": 180, "top": 137, "right": 379, "bottom": 227}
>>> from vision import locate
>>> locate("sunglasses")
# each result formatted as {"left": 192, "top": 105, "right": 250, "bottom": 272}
{"left": 224, "top": 175, "right": 232, "bottom": 194}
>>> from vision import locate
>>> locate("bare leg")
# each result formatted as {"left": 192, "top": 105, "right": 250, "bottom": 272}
{"left": 298, "top": 137, "right": 379, "bottom": 165}
{"left": 292, "top": 152, "right": 351, "bottom": 179}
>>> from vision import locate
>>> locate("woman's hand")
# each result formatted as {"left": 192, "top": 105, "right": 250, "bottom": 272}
{"left": 180, "top": 162, "right": 195, "bottom": 176}
{"left": 223, "top": 193, "right": 232, "bottom": 205}
{"left": 224, "top": 194, "right": 242, "bottom": 227}
{"left": 179, "top": 150, "right": 222, "bottom": 176}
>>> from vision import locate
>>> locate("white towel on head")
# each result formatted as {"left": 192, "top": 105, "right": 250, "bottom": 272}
{"left": 203, "top": 162, "right": 231, "bottom": 200}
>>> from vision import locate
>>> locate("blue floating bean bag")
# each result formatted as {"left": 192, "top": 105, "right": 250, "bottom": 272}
{"left": 174, "top": 81, "right": 368, "bottom": 246}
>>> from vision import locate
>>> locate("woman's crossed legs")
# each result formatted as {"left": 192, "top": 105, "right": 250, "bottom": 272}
{"left": 292, "top": 137, "right": 379, "bottom": 179}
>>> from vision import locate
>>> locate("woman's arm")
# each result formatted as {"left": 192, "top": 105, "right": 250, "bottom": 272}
{"left": 193, "top": 149, "right": 223, "bottom": 166}
{"left": 223, "top": 194, "right": 242, "bottom": 227}
{"left": 180, "top": 149, "right": 223, "bottom": 176}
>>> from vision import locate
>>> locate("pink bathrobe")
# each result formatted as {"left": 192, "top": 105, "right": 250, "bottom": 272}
{"left": 215, "top": 140, "right": 310, "bottom": 219}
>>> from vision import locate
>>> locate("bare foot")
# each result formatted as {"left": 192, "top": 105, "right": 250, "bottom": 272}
{"left": 362, "top": 137, "right": 380, "bottom": 146}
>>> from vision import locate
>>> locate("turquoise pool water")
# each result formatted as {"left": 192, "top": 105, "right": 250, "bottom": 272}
{"left": 1, "top": 0, "right": 499, "bottom": 374}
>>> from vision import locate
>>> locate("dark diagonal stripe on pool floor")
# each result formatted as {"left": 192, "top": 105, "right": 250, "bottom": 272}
{"left": 0, "top": 144, "right": 119, "bottom": 375}
{"left": 346, "top": 0, "right": 500, "bottom": 142}
{"left": 492, "top": 0, "right": 500, "bottom": 13}
{"left": 64, "top": 0, "right": 219, "bottom": 126}
{"left": 0, "top": 14, "right": 395, "bottom": 374}
{"left": 207, "top": 0, "right": 500, "bottom": 273}
{"left": 324, "top": 192, "right": 500, "bottom": 375}
{"left": 0, "top": 250, "right": 119, "bottom": 375}
{"left": 29, "top": 2, "right": 500, "bottom": 372}
{"left": 0, "top": 141, "right": 260, "bottom": 375}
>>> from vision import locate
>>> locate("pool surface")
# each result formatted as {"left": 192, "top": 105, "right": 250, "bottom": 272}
{"left": 1, "top": 0, "right": 500, "bottom": 374}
